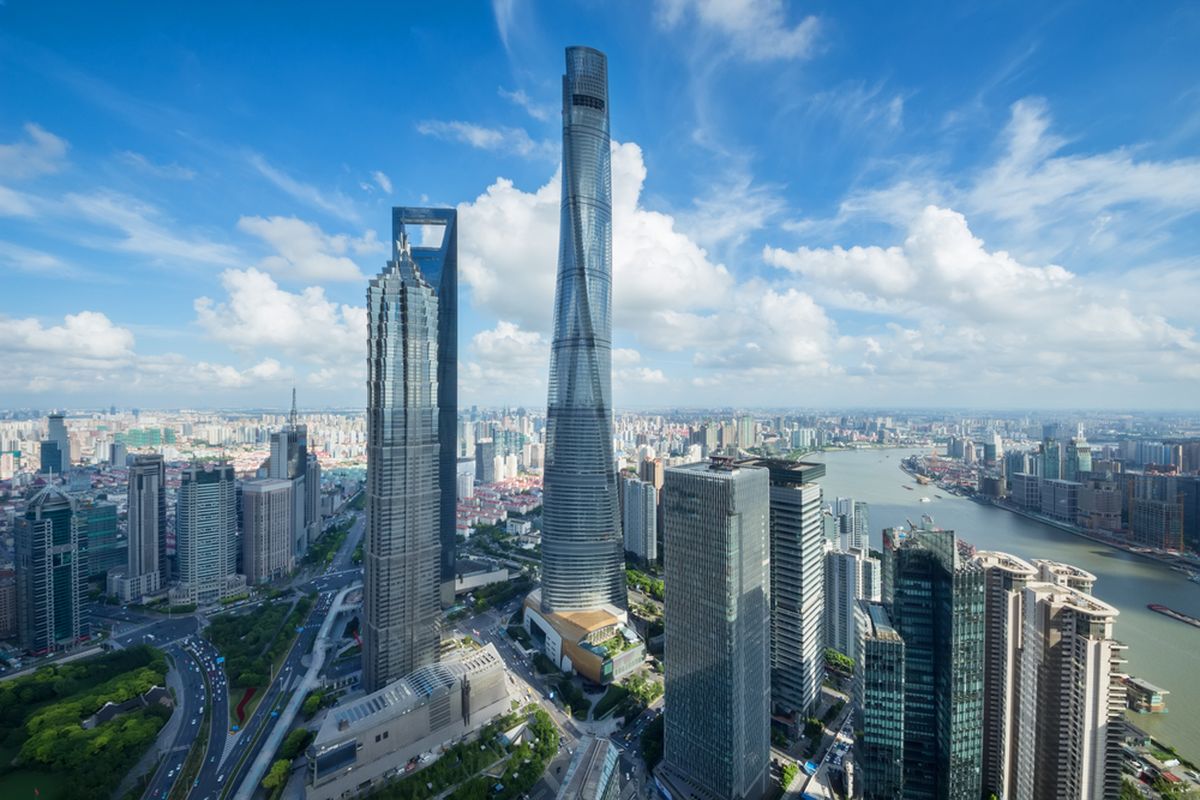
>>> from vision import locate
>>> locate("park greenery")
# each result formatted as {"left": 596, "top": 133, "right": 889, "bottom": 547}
{"left": 593, "top": 672, "right": 663, "bottom": 720}
{"left": 302, "top": 688, "right": 338, "bottom": 719}
{"left": 824, "top": 647, "right": 854, "bottom": 675}
{"left": 262, "top": 727, "right": 316, "bottom": 797}
{"left": 0, "top": 646, "right": 170, "bottom": 800}
{"left": 780, "top": 761, "right": 799, "bottom": 789}
{"left": 625, "top": 569, "right": 664, "bottom": 601}
{"left": 306, "top": 519, "right": 352, "bottom": 568}
{"left": 205, "top": 595, "right": 314, "bottom": 688}
{"left": 555, "top": 677, "right": 591, "bottom": 718}
{"left": 470, "top": 576, "right": 532, "bottom": 613}
{"left": 366, "top": 707, "right": 554, "bottom": 800}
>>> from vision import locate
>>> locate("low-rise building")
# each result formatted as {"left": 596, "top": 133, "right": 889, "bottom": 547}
{"left": 523, "top": 587, "right": 644, "bottom": 685}
{"left": 305, "top": 644, "right": 510, "bottom": 800}
{"left": 557, "top": 735, "right": 622, "bottom": 800}
{"left": 1125, "top": 677, "right": 1169, "bottom": 714}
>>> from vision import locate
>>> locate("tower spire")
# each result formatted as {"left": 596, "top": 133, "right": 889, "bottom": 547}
{"left": 290, "top": 386, "right": 297, "bottom": 429}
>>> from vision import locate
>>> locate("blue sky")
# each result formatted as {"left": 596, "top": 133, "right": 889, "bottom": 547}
{"left": 1, "top": 0, "right": 1199, "bottom": 410}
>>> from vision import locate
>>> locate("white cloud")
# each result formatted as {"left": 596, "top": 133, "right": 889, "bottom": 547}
{"left": 0, "top": 185, "right": 36, "bottom": 217}
{"left": 766, "top": 205, "right": 1075, "bottom": 321}
{"left": 416, "top": 120, "right": 553, "bottom": 160}
{"left": 68, "top": 191, "right": 242, "bottom": 265}
{"left": 193, "top": 268, "right": 365, "bottom": 364}
{"left": 117, "top": 151, "right": 196, "bottom": 180}
{"left": 461, "top": 320, "right": 549, "bottom": 398}
{"left": 499, "top": 87, "right": 553, "bottom": 121}
{"left": 192, "top": 357, "right": 289, "bottom": 388}
{"left": 0, "top": 311, "right": 134, "bottom": 361}
{"left": 372, "top": 171, "right": 393, "bottom": 194}
{"left": 0, "top": 123, "right": 68, "bottom": 179}
{"left": 457, "top": 140, "right": 734, "bottom": 338}
{"left": 247, "top": 153, "right": 360, "bottom": 224}
{"left": 492, "top": 0, "right": 517, "bottom": 53}
{"left": 237, "top": 215, "right": 381, "bottom": 281}
{"left": 655, "top": 0, "right": 819, "bottom": 62}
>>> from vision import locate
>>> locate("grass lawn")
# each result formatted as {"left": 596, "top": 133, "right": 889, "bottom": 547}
{"left": 592, "top": 684, "right": 630, "bottom": 720}
{"left": 0, "top": 769, "right": 71, "bottom": 800}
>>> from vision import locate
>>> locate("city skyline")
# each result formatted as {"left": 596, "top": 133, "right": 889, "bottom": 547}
{"left": 2, "top": 3, "right": 1199, "bottom": 410}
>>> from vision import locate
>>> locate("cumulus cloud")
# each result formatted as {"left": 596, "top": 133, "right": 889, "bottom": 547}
{"left": 193, "top": 268, "right": 365, "bottom": 364}
{"left": 457, "top": 141, "right": 734, "bottom": 336}
{"left": 416, "top": 120, "right": 553, "bottom": 160}
{"left": 763, "top": 204, "right": 1200, "bottom": 399}
{"left": 655, "top": 0, "right": 819, "bottom": 62}
{"left": 461, "top": 321, "right": 549, "bottom": 398}
{"left": 0, "top": 123, "right": 68, "bottom": 179}
{"left": 237, "top": 215, "right": 381, "bottom": 281}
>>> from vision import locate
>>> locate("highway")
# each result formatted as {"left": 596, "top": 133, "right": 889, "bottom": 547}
{"left": 202, "top": 512, "right": 364, "bottom": 799}
{"left": 140, "top": 641, "right": 203, "bottom": 800}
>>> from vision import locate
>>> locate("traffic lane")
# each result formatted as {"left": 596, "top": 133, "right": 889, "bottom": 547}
{"left": 143, "top": 644, "right": 203, "bottom": 800}
{"left": 223, "top": 600, "right": 328, "bottom": 794}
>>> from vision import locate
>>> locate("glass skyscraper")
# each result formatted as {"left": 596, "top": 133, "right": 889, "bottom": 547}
{"left": 175, "top": 463, "right": 240, "bottom": 606}
{"left": 363, "top": 209, "right": 456, "bottom": 692}
{"left": 541, "top": 46, "right": 624, "bottom": 614}
{"left": 660, "top": 458, "right": 771, "bottom": 800}
{"left": 15, "top": 485, "right": 89, "bottom": 654}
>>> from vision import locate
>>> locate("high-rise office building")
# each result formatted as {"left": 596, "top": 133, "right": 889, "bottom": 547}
{"left": 1063, "top": 436, "right": 1092, "bottom": 482}
{"left": 474, "top": 439, "right": 496, "bottom": 484}
{"left": 639, "top": 457, "right": 666, "bottom": 563}
{"left": 540, "top": 46, "right": 623, "bottom": 615}
{"left": 825, "top": 548, "right": 864, "bottom": 657}
{"left": 558, "top": 736, "right": 623, "bottom": 800}
{"left": 79, "top": 498, "right": 122, "bottom": 578}
{"left": 621, "top": 476, "right": 657, "bottom": 566}
{"left": 127, "top": 454, "right": 167, "bottom": 597}
{"left": 884, "top": 524, "right": 985, "bottom": 800}
{"left": 855, "top": 600, "right": 905, "bottom": 800}
{"left": 738, "top": 458, "right": 826, "bottom": 719}
{"left": 392, "top": 209, "right": 458, "bottom": 606}
{"left": 174, "top": 463, "right": 242, "bottom": 606}
{"left": 975, "top": 551, "right": 1037, "bottom": 800}
{"left": 1014, "top": 582, "right": 1126, "bottom": 799}
{"left": 15, "top": 485, "right": 89, "bottom": 654}
{"left": 363, "top": 212, "right": 452, "bottom": 691}
{"left": 40, "top": 412, "right": 70, "bottom": 474}
{"left": 659, "top": 458, "right": 770, "bottom": 800}
{"left": 242, "top": 478, "right": 294, "bottom": 583}
{"left": 268, "top": 391, "right": 322, "bottom": 560}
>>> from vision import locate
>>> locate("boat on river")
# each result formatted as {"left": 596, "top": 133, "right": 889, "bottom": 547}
{"left": 1148, "top": 604, "right": 1200, "bottom": 630}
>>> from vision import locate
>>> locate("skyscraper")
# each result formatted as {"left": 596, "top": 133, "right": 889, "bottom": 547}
{"left": 174, "top": 463, "right": 242, "bottom": 606}
{"left": 1014, "top": 582, "right": 1126, "bottom": 799}
{"left": 738, "top": 457, "right": 826, "bottom": 718}
{"left": 241, "top": 478, "right": 294, "bottom": 583}
{"left": 363, "top": 211, "right": 455, "bottom": 692}
{"left": 268, "top": 390, "right": 322, "bottom": 560}
{"left": 885, "top": 525, "right": 985, "bottom": 800}
{"left": 15, "top": 485, "right": 89, "bottom": 654}
{"left": 856, "top": 600, "right": 905, "bottom": 800}
{"left": 540, "top": 46, "right": 624, "bottom": 615}
{"left": 975, "top": 551, "right": 1037, "bottom": 800}
{"left": 660, "top": 458, "right": 770, "bottom": 800}
{"left": 621, "top": 476, "right": 657, "bottom": 566}
{"left": 127, "top": 454, "right": 167, "bottom": 597}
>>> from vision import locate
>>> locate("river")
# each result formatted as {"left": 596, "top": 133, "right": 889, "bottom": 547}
{"left": 807, "top": 446, "right": 1200, "bottom": 761}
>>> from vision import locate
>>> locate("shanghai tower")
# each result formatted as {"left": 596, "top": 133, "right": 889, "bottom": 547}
{"left": 540, "top": 47, "right": 624, "bottom": 613}
{"left": 363, "top": 209, "right": 456, "bottom": 692}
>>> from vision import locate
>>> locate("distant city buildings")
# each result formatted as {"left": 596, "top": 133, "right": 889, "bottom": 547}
{"left": 659, "top": 458, "right": 770, "bottom": 800}
{"left": 621, "top": 476, "right": 657, "bottom": 566}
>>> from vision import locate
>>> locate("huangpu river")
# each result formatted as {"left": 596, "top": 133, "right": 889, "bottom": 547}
{"left": 807, "top": 447, "right": 1200, "bottom": 761}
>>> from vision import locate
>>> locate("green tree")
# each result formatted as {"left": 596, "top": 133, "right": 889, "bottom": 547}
{"left": 262, "top": 759, "right": 290, "bottom": 790}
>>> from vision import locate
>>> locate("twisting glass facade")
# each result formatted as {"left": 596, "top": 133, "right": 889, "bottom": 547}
{"left": 541, "top": 46, "right": 624, "bottom": 613}
{"left": 364, "top": 225, "right": 444, "bottom": 692}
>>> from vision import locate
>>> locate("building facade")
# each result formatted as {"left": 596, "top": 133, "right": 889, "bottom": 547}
{"left": 621, "top": 476, "right": 657, "bottom": 565}
{"left": 241, "top": 478, "right": 294, "bottom": 584}
{"left": 174, "top": 463, "right": 243, "bottom": 605}
{"left": 855, "top": 600, "right": 905, "bottom": 800}
{"left": 363, "top": 216, "right": 447, "bottom": 692}
{"left": 126, "top": 454, "right": 167, "bottom": 597}
{"left": 737, "top": 459, "right": 825, "bottom": 718}
{"left": 15, "top": 486, "right": 89, "bottom": 654}
{"left": 540, "top": 47, "right": 624, "bottom": 614}
{"left": 886, "top": 525, "right": 985, "bottom": 800}
{"left": 659, "top": 458, "right": 770, "bottom": 800}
